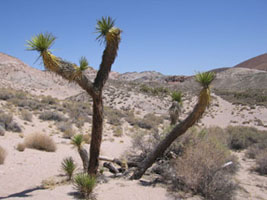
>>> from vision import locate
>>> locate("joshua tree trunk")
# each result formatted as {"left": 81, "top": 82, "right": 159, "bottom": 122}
{"left": 88, "top": 93, "right": 104, "bottom": 175}
{"left": 132, "top": 88, "right": 210, "bottom": 179}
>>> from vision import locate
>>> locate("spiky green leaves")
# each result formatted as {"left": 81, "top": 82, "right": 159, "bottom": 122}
{"left": 96, "top": 16, "right": 115, "bottom": 42}
{"left": 73, "top": 173, "right": 96, "bottom": 198}
{"left": 79, "top": 56, "right": 89, "bottom": 71}
{"left": 61, "top": 157, "right": 77, "bottom": 180}
{"left": 26, "top": 33, "right": 56, "bottom": 53}
{"left": 96, "top": 16, "right": 121, "bottom": 45}
{"left": 196, "top": 72, "right": 215, "bottom": 88}
{"left": 71, "top": 134, "right": 84, "bottom": 149}
{"left": 171, "top": 91, "right": 182, "bottom": 104}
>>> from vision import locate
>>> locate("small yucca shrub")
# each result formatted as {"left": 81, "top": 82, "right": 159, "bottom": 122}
{"left": 71, "top": 134, "right": 84, "bottom": 149}
{"left": 61, "top": 157, "right": 77, "bottom": 180}
{"left": 171, "top": 91, "right": 182, "bottom": 103}
{"left": 73, "top": 173, "right": 96, "bottom": 198}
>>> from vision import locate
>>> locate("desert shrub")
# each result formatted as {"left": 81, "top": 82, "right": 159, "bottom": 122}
{"left": 66, "top": 102, "right": 92, "bottom": 128}
{"left": 255, "top": 151, "right": 267, "bottom": 175}
{"left": 16, "top": 143, "right": 26, "bottom": 152}
{"left": 61, "top": 157, "right": 77, "bottom": 180}
{"left": 9, "top": 98, "right": 42, "bottom": 110}
{"left": 124, "top": 111, "right": 138, "bottom": 126}
{"left": 21, "top": 109, "right": 33, "bottom": 122}
{"left": 24, "top": 133, "right": 56, "bottom": 152}
{"left": 0, "top": 146, "right": 6, "bottom": 164}
{"left": 140, "top": 84, "right": 169, "bottom": 96}
{"left": 173, "top": 136, "right": 237, "bottom": 200}
{"left": 246, "top": 139, "right": 267, "bottom": 159}
{"left": 215, "top": 89, "right": 267, "bottom": 107}
{"left": 226, "top": 126, "right": 266, "bottom": 150}
{"left": 0, "top": 88, "right": 15, "bottom": 100}
{"left": 41, "top": 95, "right": 58, "bottom": 105}
{"left": 63, "top": 129, "right": 75, "bottom": 139}
{"left": 105, "top": 107, "right": 125, "bottom": 126}
{"left": 56, "top": 121, "right": 74, "bottom": 139}
{"left": 113, "top": 126, "right": 123, "bottom": 137}
{"left": 39, "top": 111, "right": 66, "bottom": 122}
{"left": 0, "top": 112, "right": 13, "bottom": 130}
{"left": 73, "top": 173, "right": 96, "bottom": 198}
{"left": 0, "top": 112, "right": 22, "bottom": 132}
{"left": 7, "top": 121, "right": 22, "bottom": 132}
{"left": 0, "top": 125, "right": 5, "bottom": 136}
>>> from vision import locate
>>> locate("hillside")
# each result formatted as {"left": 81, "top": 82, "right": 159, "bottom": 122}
{"left": 0, "top": 52, "right": 81, "bottom": 99}
{"left": 233, "top": 53, "right": 267, "bottom": 72}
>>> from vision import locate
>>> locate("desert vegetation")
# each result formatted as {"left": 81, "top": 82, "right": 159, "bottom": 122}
{"left": 0, "top": 8, "right": 266, "bottom": 200}
{"left": 24, "top": 133, "right": 56, "bottom": 152}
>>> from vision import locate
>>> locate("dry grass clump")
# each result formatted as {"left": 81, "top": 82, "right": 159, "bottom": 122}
{"left": 172, "top": 135, "right": 237, "bottom": 200}
{"left": 21, "top": 109, "right": 33, "bottom": 122}
{"left": 16, "top": 143, "right": 26, "bottom": 152}
{"left": 39, "top": 111, "right": 66, "bottom": 122}
{"left": 24, "top": 133, "right": 56, "bottom": 152}
{"left": 0, "top": 145, "right": 7, "bottom": 164}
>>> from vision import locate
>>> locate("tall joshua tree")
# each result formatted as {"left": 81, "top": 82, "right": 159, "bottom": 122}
{"left": 27, "top": 17, "right": 121, "bottom": 176}
{"left": 132, "top": 72, "right": 215, "bottom": 179}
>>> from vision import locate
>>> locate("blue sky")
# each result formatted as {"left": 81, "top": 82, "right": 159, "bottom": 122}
{"left": 1, "top": 0, "right": 267, "bottom": 75}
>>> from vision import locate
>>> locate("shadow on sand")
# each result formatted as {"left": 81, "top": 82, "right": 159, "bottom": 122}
{"left": 0, "top": 186, "right": 44, "bottom": 199}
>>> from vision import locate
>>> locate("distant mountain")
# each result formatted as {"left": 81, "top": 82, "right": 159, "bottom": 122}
{"left": 233, "top": 53, "right": 267, "bottom": 72}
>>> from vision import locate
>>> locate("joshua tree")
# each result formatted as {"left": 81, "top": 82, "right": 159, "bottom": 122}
{"left": 169, "top": 91, "right": 182, "bottom": 125}
{"left": 132, "top": 72, "right": 215, "bottom": 179}
{"left": 27, "top": 17, "right": 122, "bottom": 176}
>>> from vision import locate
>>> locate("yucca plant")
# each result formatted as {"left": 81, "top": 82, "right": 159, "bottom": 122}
{"left": 171, "top": 91, "right": 182, "bottom": 104}
{"left": 61, "top": 157, "right": 77, "bottom": 180}
{"left": 196, "top": 71, "right": 215, "bottom": 89}
{"left": 96, "top": 16, "right": 115, "bottom": 43}
{"left": 79, "top": 56, "right": 89, "bottom": 71}
{"left": 26, "top": 32, "right": 56, "bottom": 53}
{"left": 71, "top": 134, "right": 89, "bottom": 173}
{"left": 73, "top": 173, "right": 96, "bottom": 198}
{"left": 71, "top": 134, "right": 84, "bottom": 149}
